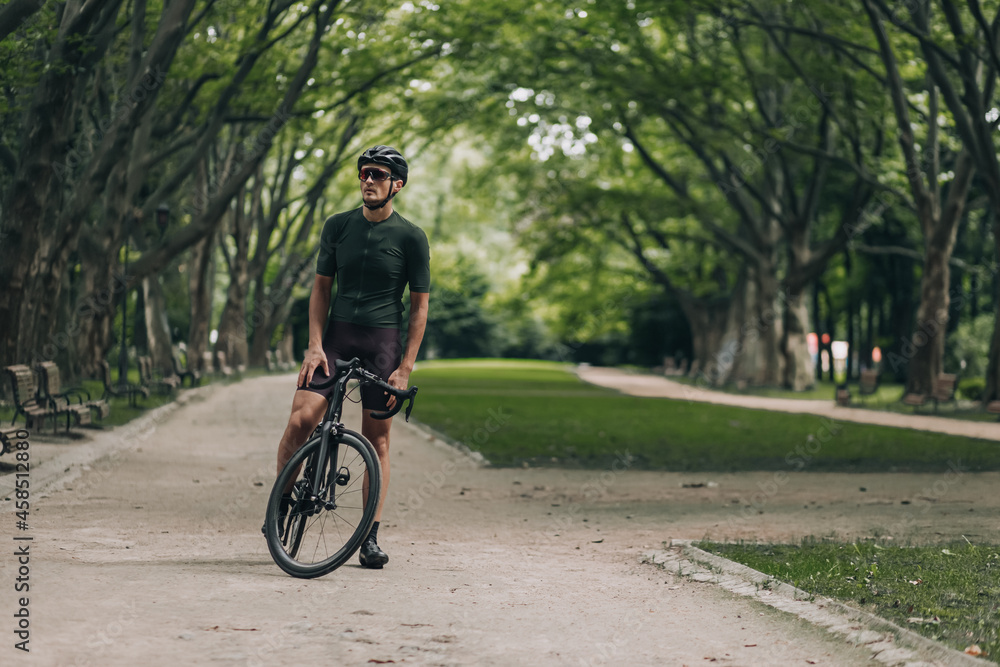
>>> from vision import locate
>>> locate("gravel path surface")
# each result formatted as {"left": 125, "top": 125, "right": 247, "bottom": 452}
{"left": 2, "top": 372, "right": 995, "bottom": 666}
{"left": 575, "top": 366, "right": 1000, "bottom": 442}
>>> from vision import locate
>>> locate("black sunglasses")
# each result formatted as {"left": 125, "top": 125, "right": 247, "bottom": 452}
{"left": 359, "top": 167, "right": 392, "bottom": 182}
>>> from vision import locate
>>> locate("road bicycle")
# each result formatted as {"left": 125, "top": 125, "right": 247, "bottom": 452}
{"left": 263, "top": 357, "right": 417, "bottom": 578}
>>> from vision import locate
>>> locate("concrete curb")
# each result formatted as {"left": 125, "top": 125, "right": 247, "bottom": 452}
{"left": 641, "top": 540, "right": 985, "bottom": 667}
{"left": 0, "top": 383, "right": 218, "bottom": 509}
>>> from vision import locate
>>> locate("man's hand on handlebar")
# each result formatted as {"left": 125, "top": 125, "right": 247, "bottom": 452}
{"left": 384, "top": 367, "right": 411, "bottom": 411}
{"left": 298, "top": 347, "right": 329, "bottom": 388}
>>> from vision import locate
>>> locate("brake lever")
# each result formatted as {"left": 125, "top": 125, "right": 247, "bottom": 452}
{"left": 403, "top": 388, "right": 418, "bottom": 422}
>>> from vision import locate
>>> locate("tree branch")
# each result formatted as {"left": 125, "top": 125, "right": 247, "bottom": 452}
{"left": 0, "top": 0, "right": 44, "bottom": 42}
{"left": 862, "top": 0, "right": 933, "bottom": 226}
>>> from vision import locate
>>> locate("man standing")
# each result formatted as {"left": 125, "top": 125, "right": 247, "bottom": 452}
{"left": 273, "top": 145, "right": 430, "bottom": 569}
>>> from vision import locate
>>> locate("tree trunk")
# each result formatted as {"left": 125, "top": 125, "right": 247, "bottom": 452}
{"left": 188, "top": 234, "right": 215, "bottom": 374}
{"left": 675, "top": 295, "right": 732, "bottom": 384}
{"left": 72, "top": 235, "right": 120, "bottom": 378}
{"left": 985, "top": 211, "right": 1000, "bottom": 403}
{"left": 247, "top": 260, "right": 313, "bottom": 367}
{"left": 863, "top": 295, "right": 875, "bottom": 370}
{"left": 186, "top": 159, "right": 215, "bottom": 374}
{"left": 0, "top": 0, "right": 194, "bottom": 368}
{"left": 905, "top": 246, "right": 950, "bottom": 394}
{"left": 278, "top": 327, "right": 296, "bottom": 366}
{"left": 215, "top": 283, "right": 250, "bottom": 369}
{"left": 142, "top": 276, "right": 174, "bottom": 376}
{"left": 781, "top": 289, "right": 814, "bottom": 390}
{"left": 0, "top": 6, "right": 91, "bottom": 367}
{"left": 752, "top": 270, "right": 784, "bottom": 386}
{"left": 215, "top": 190, "right": 253, "bottom": 369}
{"left": 717, "top": 262, "right": 785, "bottom": 387}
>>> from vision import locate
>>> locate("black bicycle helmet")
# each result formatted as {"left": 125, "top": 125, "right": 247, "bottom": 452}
{"left": 358, "top": 145, "right": 408, "bottom": 185}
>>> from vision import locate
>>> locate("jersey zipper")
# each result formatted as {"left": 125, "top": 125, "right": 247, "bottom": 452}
{"left": 354, "top": 222, "right": 373, "bottom": 321}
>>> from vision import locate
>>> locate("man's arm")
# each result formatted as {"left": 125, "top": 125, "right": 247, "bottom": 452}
{"left": 386, "top": 291, "right": 429, "bottom": 403}
{"left": 298, "top": 274, "right": 334, "bottom": 387}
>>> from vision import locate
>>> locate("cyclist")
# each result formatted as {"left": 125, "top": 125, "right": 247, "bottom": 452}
{"left": 271, "top": 145, "right": 430, "bottom": 569}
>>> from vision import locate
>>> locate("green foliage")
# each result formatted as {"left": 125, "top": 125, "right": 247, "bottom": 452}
{"left": 423, "top": 257, "right": 503, "bottom": 359}
{"left": 5, "top": 0, "right": 999, "bottom": 388}
{"left": 701, "top": 541, "right": 1000, "bottom": 661}
{"left": 947, "top": 314, "right": 994, "bottom": 379}
{"left": 959, "top": 377, "right": 986, "bottom": 403}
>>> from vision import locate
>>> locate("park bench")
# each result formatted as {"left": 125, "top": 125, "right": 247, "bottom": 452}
{"left": 4, "top": 364, "right": 65, "bottom": 432}
{"left": 930, "top": 373, "right": 957, "bottom": 411}
{"left": 36, "top": 361, "right": 109, "bottom": 428}
{"left": 835, "top": 385, "right": 852, "bottom": 407}
{"left": 901, "top": 391, "right": 927, "bottom": 410}
{"left": 0, "top": 425, "right": 24, "bottom": 457}
{"left": 138, "top": 356, "right": 181, "bottom": 395}
{"left": 986, "top": 400, "right": 1000, "bottom": 421}
{"left": 171, "top": 347, "right": 200, "bottom": 387}
{"left": 857, "top": 369, "right": 880, "bottom": 403}
{"left": 99, "top": 359, "right": 149, "bottom": 407}
{"left": 901, "top": 372, "right": 958, "bottom": 412}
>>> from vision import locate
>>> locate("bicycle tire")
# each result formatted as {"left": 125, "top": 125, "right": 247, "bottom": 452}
{"left": 265, "top": 429, "right": 381, "bottom": 578}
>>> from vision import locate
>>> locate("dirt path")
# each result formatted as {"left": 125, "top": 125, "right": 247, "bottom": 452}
{"left": 575, "top": 366, "right": 1000, "bottom": 442}
{"left": 3, "top": 374, "right": 998, "bottom": 666}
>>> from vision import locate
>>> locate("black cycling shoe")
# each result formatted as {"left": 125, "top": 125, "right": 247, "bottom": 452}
{"left": 358, "top": 537, "right": 388, "bottom": 569}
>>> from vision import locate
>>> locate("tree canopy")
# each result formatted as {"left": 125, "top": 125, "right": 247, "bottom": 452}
{"left": 1, "top": 0, "right": 998, "bottom": 400}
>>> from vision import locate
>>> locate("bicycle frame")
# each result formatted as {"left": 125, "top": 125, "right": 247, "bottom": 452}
{"left": 300, "top": 358, "right": 416, "bottom": 505}
{"left": 309, "top": 368, "right": 354, "bottom": 500}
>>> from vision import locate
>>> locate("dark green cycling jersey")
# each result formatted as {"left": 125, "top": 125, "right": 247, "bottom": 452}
{"left": 315, "top": 208, "right": 430, "bottom": 329}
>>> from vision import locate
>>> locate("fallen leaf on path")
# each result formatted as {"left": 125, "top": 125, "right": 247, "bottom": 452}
{"left": 965, "top": 645, "right": 984, "bottom": 656}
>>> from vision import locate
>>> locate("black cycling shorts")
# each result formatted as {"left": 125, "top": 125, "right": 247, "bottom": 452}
{"left": 299, "top": 320, "right": 402, "bottom": 411}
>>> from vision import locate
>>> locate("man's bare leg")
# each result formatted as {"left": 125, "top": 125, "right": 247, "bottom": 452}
{"left": 358, "top": 411, "right": 392, "bottom": 568}
{"left": 276, "top": 390, "right": 328, "bottom": 475}
{"left": 361, "top": 411, "right": 392, "bottom": 519}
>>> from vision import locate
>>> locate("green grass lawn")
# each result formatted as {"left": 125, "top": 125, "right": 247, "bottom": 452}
{"left": 712, "top": 377, "right": 904, "bottom": 404}
{"left": 700, "top": 540, "right": 1000, "bottom": 662}
{"left": 409, "top": 359, "right": 1000, "bottom": 471}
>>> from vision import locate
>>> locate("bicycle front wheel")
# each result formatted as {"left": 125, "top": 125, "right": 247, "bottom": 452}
{"left": 265, "top": 429, "right": 381, "bottom": 578}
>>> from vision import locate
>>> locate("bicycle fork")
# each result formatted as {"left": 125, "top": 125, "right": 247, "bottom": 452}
{"left": 309, "top": 421, "right": 348, "bottom": 512}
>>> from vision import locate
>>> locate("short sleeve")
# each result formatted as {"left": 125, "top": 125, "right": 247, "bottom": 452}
{"left": 407, "top": 226, "right": 431, "bottom": 292}
{"left": 315, "top": 214, "right": 342, "bottom": 277}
